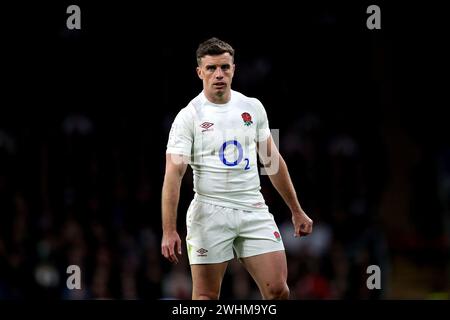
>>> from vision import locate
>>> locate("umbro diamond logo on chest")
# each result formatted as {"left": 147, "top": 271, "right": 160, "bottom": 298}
{"left": 200, "top": 122, "right": 214, "bottom": 132}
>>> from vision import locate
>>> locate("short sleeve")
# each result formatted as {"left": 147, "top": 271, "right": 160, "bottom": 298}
{"left": 253, "top": 98, "right": 271, "bottom": 142}
{"left": 166, "top": 108, "right": 193, "bottom": 156}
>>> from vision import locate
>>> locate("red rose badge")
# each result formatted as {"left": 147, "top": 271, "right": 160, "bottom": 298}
{"left": 241, "top": 112, "right": 253, "bottom": 126}
{"left": 274, "top": 231, "right": 281, "bottom": 241}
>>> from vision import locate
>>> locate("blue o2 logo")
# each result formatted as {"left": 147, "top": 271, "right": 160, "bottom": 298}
{"left": 219, "top": 140, "right": 250, "bottom": 170}
{"left": 219, "top": 140, "right": 243, "bottom": 166}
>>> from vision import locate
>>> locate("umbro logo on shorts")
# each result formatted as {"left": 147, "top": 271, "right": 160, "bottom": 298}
{"left": 196, "top": 248, "right": 208, "bottom": 256}
{"left": 200, "top": 122, "right": 214, "bottom": 132}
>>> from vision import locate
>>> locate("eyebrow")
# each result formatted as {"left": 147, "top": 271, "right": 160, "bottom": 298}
{"left": 205, "top": 64, "right": 231, "bottom": 68}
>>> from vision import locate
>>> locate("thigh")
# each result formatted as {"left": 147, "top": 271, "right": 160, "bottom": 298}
{"left": 233, "top": 210, "right": 285, "bottom": 259}
{"left": 240, "top": 250, "right": 288, "bottom": 298}
{"left": 191, "top": 262, "right": 229, "bottom": 300}
{"left": 186, "top": 200, "right": 236, "bottom": 264}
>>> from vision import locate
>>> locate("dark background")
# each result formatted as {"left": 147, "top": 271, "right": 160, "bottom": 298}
{"left": 0, "top": 1, "right": 448, "bottom": 299}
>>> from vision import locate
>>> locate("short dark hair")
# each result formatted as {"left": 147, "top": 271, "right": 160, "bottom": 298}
{"left": 196, "top": 37, "right": 234, "bottom": 66}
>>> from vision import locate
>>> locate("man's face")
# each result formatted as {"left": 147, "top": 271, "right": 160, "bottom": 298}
{"left": 197, "top": 53, "right": 235, "bottom": 101}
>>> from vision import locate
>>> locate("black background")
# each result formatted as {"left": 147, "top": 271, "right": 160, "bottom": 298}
{"left": 0, "top": 0, "right": 448, "bottom": 305}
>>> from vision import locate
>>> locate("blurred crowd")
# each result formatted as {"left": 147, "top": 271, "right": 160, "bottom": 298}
{"left": 1, "top": 8, "right": 449, "bottom": 297}
{"left": 0, "top": 102, "right": 448, "bottom": 299}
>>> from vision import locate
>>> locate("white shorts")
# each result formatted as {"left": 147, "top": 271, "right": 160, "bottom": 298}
{"left": 186, "top": 200, "right": 285, "bottom": 265}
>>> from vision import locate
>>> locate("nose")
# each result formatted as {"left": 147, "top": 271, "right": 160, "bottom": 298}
{"left": 214, "top": 67, "right": 224, "bottom": 79}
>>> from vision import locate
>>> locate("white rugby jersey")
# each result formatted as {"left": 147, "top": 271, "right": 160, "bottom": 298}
{"left": 166, "top": 90, "right": 271, "bottom": 211}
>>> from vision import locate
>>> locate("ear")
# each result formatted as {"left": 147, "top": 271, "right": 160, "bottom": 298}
{"left": 196, "top": 66, "right": 203, "bottom": 80}
{"left": 230, "top": 63, "right": 236, "bottom": 78}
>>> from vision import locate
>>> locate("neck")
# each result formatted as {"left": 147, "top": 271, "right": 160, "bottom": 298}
{"left": 205, "top": 90, "right": 231, "bottom": 104}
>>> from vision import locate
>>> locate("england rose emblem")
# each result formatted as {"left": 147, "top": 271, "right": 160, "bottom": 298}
{"left": 241, "top": 112, "right": 253, "bottom": 126}
{"left": 274, "top": 231, "right": 281, "bottom": 241}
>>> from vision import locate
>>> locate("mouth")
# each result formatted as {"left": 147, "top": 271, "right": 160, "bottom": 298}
{"left": 213, "top": 82, "right": 226, "bottom": 89}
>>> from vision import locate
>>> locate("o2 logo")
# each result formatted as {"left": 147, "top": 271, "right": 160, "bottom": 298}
{"left": 219, "top": 140, "right": 250, "bottom": 170}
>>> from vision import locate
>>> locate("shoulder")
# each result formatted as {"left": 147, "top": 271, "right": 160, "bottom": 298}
{"left": 232, "top": 90, "right": 265, "bottom": 110}
{"left": 232, "top": 90, "right": 267, "bottom": 119}
{"left": 174, "top": 93, "right": 203, "bottom": 122}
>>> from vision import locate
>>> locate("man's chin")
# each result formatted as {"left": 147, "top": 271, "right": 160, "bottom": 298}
{"left": 212, "top": 85, "right": 227, "bottom": 93}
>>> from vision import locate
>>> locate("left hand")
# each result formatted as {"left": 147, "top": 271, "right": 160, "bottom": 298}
{"left": 291, "top": 209, "right": 313, "bottom": 237}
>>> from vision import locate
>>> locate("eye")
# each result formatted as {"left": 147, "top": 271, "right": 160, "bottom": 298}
{"left": 206, "top": 66, "right": 216, "bottom": 71}
{"left": 221, "top": 65, "right": 230, "bottom": 71}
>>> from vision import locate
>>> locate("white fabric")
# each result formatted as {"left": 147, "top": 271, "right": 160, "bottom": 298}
{"left": 167, "top": 90, "right": 271, "bottom": 211}
{"left": 186, "top": 200, "right": 285, "bottom": 264}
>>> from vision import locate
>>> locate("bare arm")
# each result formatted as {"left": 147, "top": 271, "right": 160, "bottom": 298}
{"left": 161, "top": 153, "right": 188, "bottom": 263}
{"left": 258, "top": 135, "right": 313, "bottom": 237}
